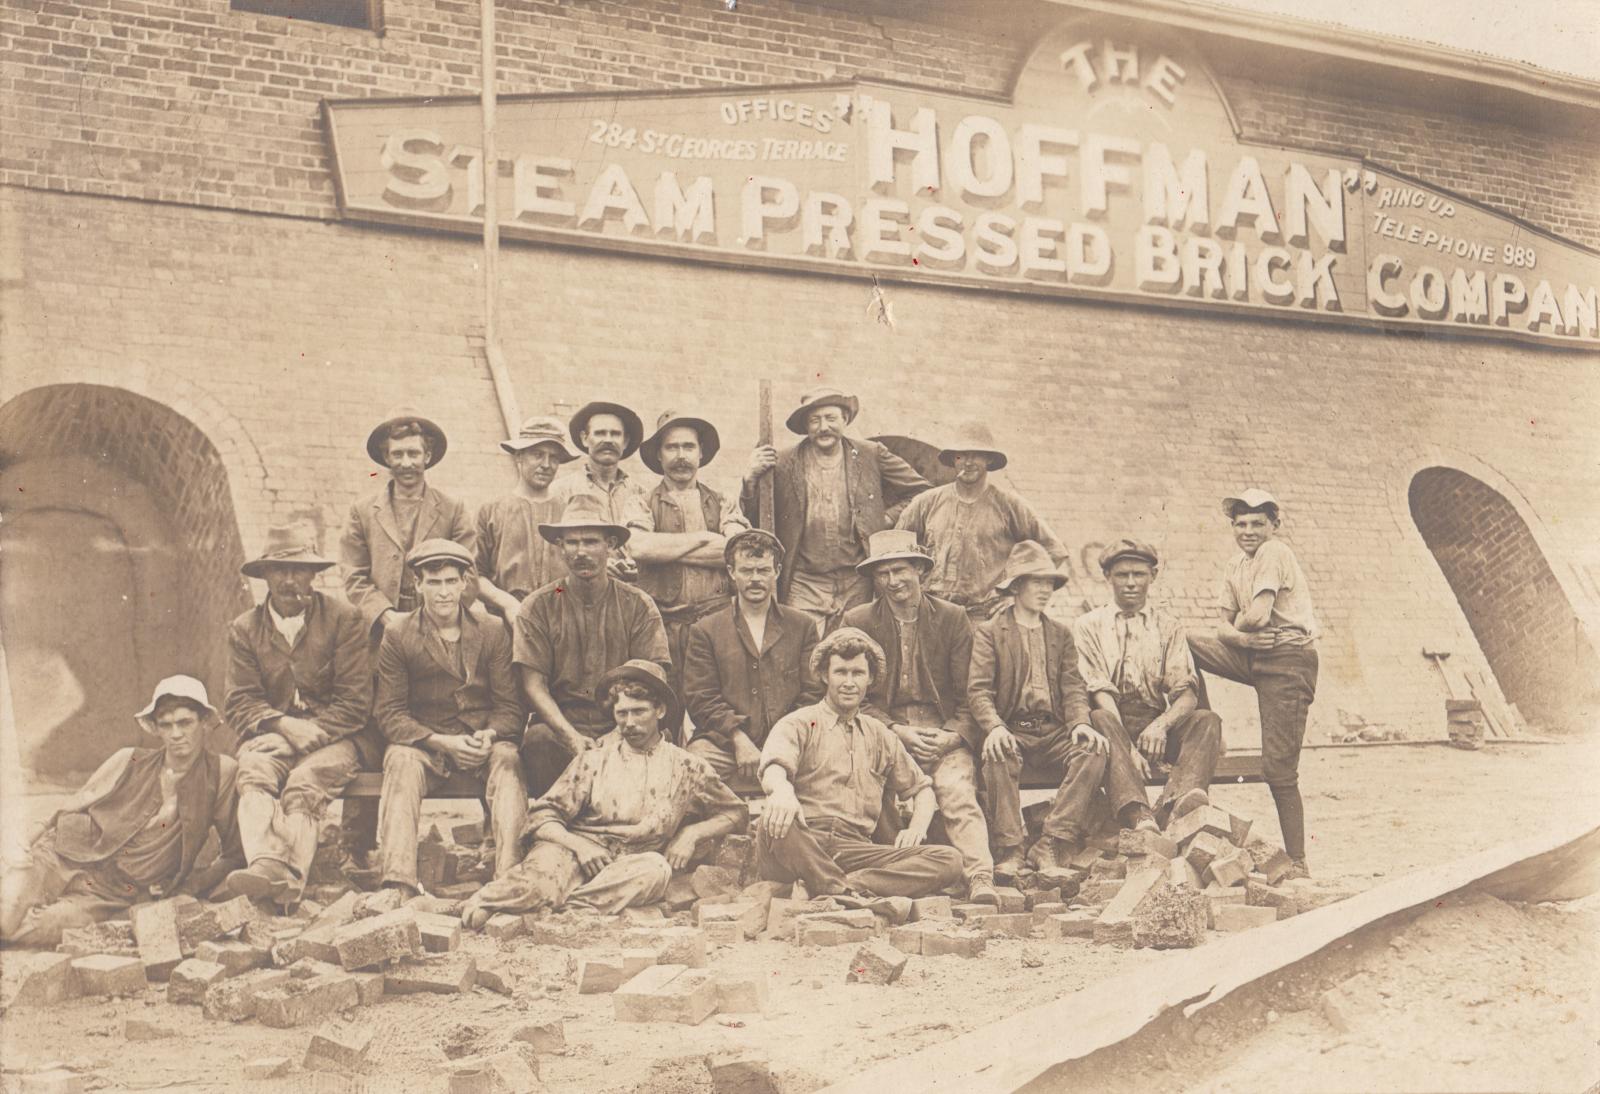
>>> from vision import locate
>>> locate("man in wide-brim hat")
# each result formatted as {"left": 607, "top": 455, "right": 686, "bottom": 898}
{"left": 551, "top": 402, "right": 650, "bottom": 576}
{"left": 741, "top": 386, "right": 929, "bottom": 630}
{"left": 1, "top": 677, "right": 244, "bottom": 947}
{"left": 838, "top": 530, "right": 999, "bottom": 904}
{"left": 969, "top": 541, "right": 1135, "bottom": 879}
{"left": 896, "top": 420, "right": 1068, "bottom": 622}
{"left": 223, "top": 523, "right": 373, "bottom": 907}
{"left": 513, "top": 494, "right": 670, "bottom": 796}
{"left": 463, "top": 659, "right": 745, "bottom": 922}
{"left": 476, "top": 414, "right": 581, "bottom": 622}
{"left": 630, "top": 411, "right": 751, "bottom": 704}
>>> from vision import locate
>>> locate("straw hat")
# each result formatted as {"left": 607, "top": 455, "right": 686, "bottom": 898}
{"left": 502, "top": 414, "right": 579, "bottom": 460}
{"left": 855, "top": 529, "right": 933, "bottom": 574}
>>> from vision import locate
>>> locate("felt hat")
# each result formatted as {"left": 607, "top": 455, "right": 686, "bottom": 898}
{"left": 537, "top": 494, "right": 631, "bottom": 546}
{"left": 855, "top": 529, "right": 933, "bottom": 574}
{"left": 937, "top": 421, "right": 1008, "bottom": 471}
{"left": 639, "top": 410, "right": 721, "bottom": 475}
{"left": 569, "top": 401, "right": 645, "bottom": 459}
{"left": 135, "top": 675, "right": 216, "bottom": 724}
{"left": 723, "top": 528, "right": 785, "bottom": 569}
{"left": 595, "top": 659, "right": 683, "bottom": 737}
{"left": 366, "top": 407, "right": 447, "bottom": 468}
{"left": 995, "top": 540, "right": 1068, "bottom": 594}
{"left": 1097, "top": 538, "right": 1160, "bottom": 572}
{"left": 1222, "top": 488, "right": 1281, "bottom": 518}
{"left": 501, "top": 415, "right": 579, "bottom": 460}
{"left": 785, "top": 387, "right": 859, "bottom": 435}
{"left": 406, "top": 538, "right": 475, "bottom": 572}
{"left": 241, "top": 522, "right": 337, "bottom": 579}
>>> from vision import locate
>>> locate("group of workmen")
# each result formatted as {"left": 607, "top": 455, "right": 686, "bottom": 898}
{"left": 1, "top": 386, "right": 1322, "bottom": 944}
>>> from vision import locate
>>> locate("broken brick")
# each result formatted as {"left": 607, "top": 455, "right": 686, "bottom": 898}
{"left": 304, "top": 1024, "right": 374, "bottom": 1073}
{"left": 918, "top": 929, "right": 986, "bottom": 958}
{"left": 176, "top": 896, "right": 257, "bottom": 954}
{"left": 448, "top": 1047, "right": 540, "bottom": 1092}
{"left": 1183, "top": 831, "right": 1231, "bottom": 874}
{"left": 483, "top": 914, "right": 523, "bottom": 941}
{"left": 334, "top": 907, "right": 422, "bottom": 970}
{"left": 195, "top": 939, "right": 270, "bottom": 976}
{"left": 1131, "top": 884, "right": 1208, "bottom": 949}
{"left": 988, "top": 887, "right": 1024, "bottom": 913}
{"left": 256, "top": 974, "right": 361, "bottom": 1027}
{"left": 202, "top": 968, "right": 291, "bottom": 1021}
{"left": 845, "top": 940, "right": 907, "bottom": 985}
{"left": 70, "top": 954, "right": 147, "bottom": 997}
{"left": 621, "top": 925, "right": 706, "bottom": 968}
{"left": 690, "top": 864, "right": 741, "bottom": 901}
{"left": 619, "top": 905, "right": 666, "bottom": 926}
{"left": 952, "top": 902, "right": 1000, "bottom": 920}
{"left": 1205, "top": 847, "right": 1252, "bottom": 889}
{"left": 508, "top": 1014, "right": 566, "bottom": 1054}
{"left": 697, "top": 901, "right": 765, "bottom": 939}
{"left": 416, "top": 841, "right": 449, "bottom": 892}
{"left": 417, "top": 912, "right": 462, "bottom": 953}
{"left": 1089, "top": 858, "right": 1127, "bottom": 881}
{"left": 703, "top": 921, "right": 742, "bottom": 946}
{"left": 706, "top": 1052, "right": 780, "bottom": 1094}
{"left": 475, "top": 966, "right": 513, "bottom": 996}
{"left": 353, "top": 888, "right": 404, "bottom": 919}
{"left": 1093, "top": 865, "right": 1166, "bottom": 946}
{"left": 1119, "top": 829, "right": 1180, "bottom": 859}
{"left": 168, "top": 958, "right": 228, "bottom": 1004}
{"left": 130, "top": 899, "right": 185, "bottom": 981}
{"left": 1039, "top": 910, "right": 1098, "bottom": 939}
{"left": 576, "top": 955, "right": 627, "bottom": 994}
{"left": 614, "top": 964, "right": 718, "bottom": 1024}
{"left": 1029, "top": 902, "right": 1068, "bottom": 917}
{"left": 1168, "top": 856, "right": 1204, "bottom": 890}
{"left": 384, "top": 954, "right": 477, "bottom": 995}
{"left": 979, "top": 913, "right": 1036, "bottom": 939}
{"left": 2, "top": 952, "right": 78, "bottom": 1009}
{"left": 1167, "top": 805, "right": 1234, "bottom": 847}
{"left": 56, "top": 921, "right": 136, "bottom": 959}
{"left": 1214, "top": 903, "right": 1278, "bottom": 931}
{"left": 796, "top": 922, "right": 873, "bottom": 947}
{"left": 910, "top": 895, "right": 952, "bottom": 921}
{"left": 1078, "top": 880, "right": 1125, "bottom": 904}
{"left": 1245, "top": 840, "right": 1296, "bottom": 884}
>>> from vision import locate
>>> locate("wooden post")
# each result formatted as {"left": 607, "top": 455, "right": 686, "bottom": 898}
{"left": 757, "top": 380, "right": 775, "bottom": 531}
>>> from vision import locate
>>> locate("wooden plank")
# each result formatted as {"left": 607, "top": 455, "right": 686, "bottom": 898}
{"left": 757, "top": 379, "right": 775, "bottom": 532}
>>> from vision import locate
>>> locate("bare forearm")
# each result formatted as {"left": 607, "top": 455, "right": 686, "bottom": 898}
{"left": 522, "top": 673, "right": 579, "bottom": 738}
{"left": 906, "top": 787, "right": 937, "bottom": 834}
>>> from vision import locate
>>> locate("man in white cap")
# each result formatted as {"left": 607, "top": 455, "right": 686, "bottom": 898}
{"left": 374, "top": 540, "right": 527, "bottom": 894}
{"left": 1073, "top": 539, "right": 1222, "bottom": 829}
{"left": 0, "top": 677, "right": 243, "bottom": 947}
{"left": 223, "top": 523, "right": 372, "bottom": 907}
{"left": 742, "top": 386, "right": 929, "bottom": 630}
{"left": 1188, "top": 490, "right": 1320, "bottom": 879}
{"left": 552, "top": 400, "right": 650, "bottom": 580}
{"left": 839, "top": 530, "right": 998, "bottom": 903}
{"left": 462, "top": 660, "right": 745, "bottom": 920}
{"left": 514, "top": 495, "right": 671, "bottom": 795}
{"left": 475, "top": 414, "right": 580, "bottom": 621}
{"left": 896, "top": 421, "right": 1069, "bottom": 621}
{"left": 629, "top": 410, "right": 750, "bottom": 704}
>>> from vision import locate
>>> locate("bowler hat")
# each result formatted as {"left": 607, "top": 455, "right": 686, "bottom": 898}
{"left": 537, "top": 494, "right": 632, "bottom": 546}
{"left": 407, "top": 538, "right": 475, "bottom": 572}
{"left": 367, "top": 407, "right": 448, "bottom": 468}
{"left": 995, "top": 540, "right": 1067, "bottom": 594}
{"left": 569, "top": 401, "right": 645, "bottom": 459}
{"left": 501, "top": 415, "right": 579, "bottom": 460}
{"left": 639, "top": 411, "right": 721, "bottom": 475}
{"left": 595, "top": 659, "right": 683, "bottom": 737}
{"left": 855, "top": 529, "right": 933, "bottom": 574}
{"left": 241, "top": 523, "right": 337, "bottom": 579}
{"left": 1098, "top": 538, "right": 1160, "bottom": 572}
{"left": 937, "top": 421, "right": 1008, "bottom": 471}
{"left": 723, "top": 528, "right": 785, "bottom": 569}
{"left": 785, "top": 387, "right": 860, "bottom": 435}
{"left": 1221, "top": 488, "right": 1281, "bottom": 519}
{"left": 135, "top": 675, "right": 216, "bottom": 724}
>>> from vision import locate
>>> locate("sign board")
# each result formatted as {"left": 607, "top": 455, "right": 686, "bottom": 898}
{"left": 323, "top": 16, "right": 1600, "bottom": 347}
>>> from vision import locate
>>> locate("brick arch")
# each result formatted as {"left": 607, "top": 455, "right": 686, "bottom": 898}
{"left": 1408, "top": 466, "right": 1600, "bottom": 730}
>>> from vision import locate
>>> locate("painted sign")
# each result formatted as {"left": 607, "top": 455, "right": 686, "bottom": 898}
{"left": 323, "top": 17, "right": 1600, "bottom": 347}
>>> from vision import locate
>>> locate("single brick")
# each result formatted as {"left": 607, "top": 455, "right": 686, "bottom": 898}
{"left": 706, "top": 1052, "right": 780, "bottom": 1094}
{"left": 1, "top": 952, "right": 78, "bottom": 1008}
{"left": 202, "top": 968, "right": 291, "bottom": 1021}
{"left": 123, "top": 1017, "right": 178, "bottom": 1040}
{"left": 242, "top": 1057, "right": 291, "bottom": 1080}
{"left": 333, "top": 907, "right": 421, "bottom": 970}
{"left": 448, "top": 1047, "right": 540, "bottom": 1093}
{"left": 384, "top": 954, "right": 477, "bottom": 995}
{"left": 696, "top": 901, "right": 765, "bottom": 938}
{"left": 614, "top": 964, "right": 718, "bottom": 1024}
{"left": 1205, "top": 847, "right": 1252, "bottom": 889}
{"left": 256, "top": 974, "right": 361, "bottom": 1027}
{"left": 56, "top": 921, "right": 137, "bottom": 958}
{"left": 919, "top": 929, "right": 986, "bottom": 958}
{"left": 1089, "top": 858, "right": 1127, "bottom": 880}
{"left": 525, "top": 915, "right": 589, "bottom": 948}
{"left": 1183, "top": 831, "right": 1231, "bottom": 874}
{"left": 1118, "top": 829, "right": 1180, "bottom": 859}
{"left": 1131, "top": 884, "right": 1208, "bottom": 950}
{"left": 952, "top": 903, "right": 1000, "bottom": 920}
{"left": 621, "top": 948, "right": 659, "bottom": 980}
{"left": 691, "top": 864, "right": 742, "bottom": 901}
{"left": 483, "top": 914, "right": 524, "bottom": 941}
{"left": 1245, "top": 840, "right": 1296, "bottom": 884}
{"left": 1093, "top": 866, "right": 1166, "bottom": 946}
{"left": 475, "top": 966, "right": 513, "bottom": 995}
{"left": 1320, "top": 986, "right": 1357, "bottom": 1033}
{"left": 167, "top": 958, "right": 228, "bottom": 1004}
{"left": 131, "top": 899, "right": 185, "bottom": 981}
{"left": 576, "top": 955, "right": 627, "bottom": 994}
{"left": 1167, "top": 805, "right": 1234, "bottom": 847}
{"left": 989, "top": 887, "right": 1026, "bottom": 913}
{"left": 796, "top": 922, "right": 873, "bottom": 947}
{"left": 353, "top": 888, "right": 404, "bottom": 919}
{"left": 452, "top": 821, "right": 484, "bottom": 846}
{"left": 887, "top": 923, "right": 931, "bottom": 955}
{"left": 195, "top": 939, "right": 271, "bottom": 976}
{"left": 177, "top": 896, "right": 257, "bottom": 953}
{"left": 621, "top": 925, "right": 706, "bottom": 967}
{"left": 407, "top": 895, "right": 466, "bottom": 918}
{"left": 416, "top": 841, "right": 449, "bottom": 892}
{"left": 1213, "top": 903, "right": 1279, "bottom": 931}
{"left": 704, "top": 921, "right": 743, "bottom": 946}
{"left": 795, "top": 907, "right": 877, "bottom": 929}
{"left": 304, "top": 1024, "right": 374, "bottom": 1073}
{"left": 1029, "top": 902, "right": 1068, "bottom": 917}
{"left": 70, "top": 954, "right": 147, "bottom": 997}
{"left": 910, "top": 895, "right": 952, "bottom": 921}
{"left": 714, "top": 971, "right": 769, "bottom": 1014}
{"left": 619, "top": 905, "right": 666, "bottom": 926}
{"left": 352, "top": 970, "right": 386, "bottom": 1005}
{"left": 980, "top": 913, "right": 1037, "bottom": 939}
{"left": 1168, "top": 856, "right": 1204, "bottom": 889}
{"left": 1040, "top": 910, "right": 1098, "bottom": 939}
{"left": 416, "top": 912, "right": 462, "bottom": 953}
{"left": 846, "top": 940, "right": 908, "bottom": 985}
{"left": 1078, "top": 880, "right": 1125, "bottom": 904}
{"left": 290, "top": 958, "right": 341, "bottom": 980}
{"left": 1024, "top": 888, "right": 1062, "bottom": 910}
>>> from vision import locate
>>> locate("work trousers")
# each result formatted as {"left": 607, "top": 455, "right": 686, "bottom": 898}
{"left": 466, "top": 841, "right": 671, "bottom": 917}
{"left": 785, "top": 567, "right": 872, "bottom": 634}
{"left": 377, "top": 742, "right": 527, "bottom": 890}
{"left": 755, "top": 816, "right": 963, "bottom": 898}
{"left": 983, "top": 717, "right": 1109, "bottom": 849}
{"left": 911, "top": 746, "right": 992, "bottom": 883}
{"left": 0, "top": 845, "right": 146, "bottom": 949}
{"left": 1101, "top": 701, "right": 1224, "bottom": 821}
{"left": 685, "top": 735, "right": 744, "bottom": 781}
{"left": 661, "top": 599, "right": 725, "bottom": 741}
{"left": 1187, "top": 637, "right": 1319, "bottom": 787}
{"left": 236, "top": 736, "right": 361, "bottom": 880}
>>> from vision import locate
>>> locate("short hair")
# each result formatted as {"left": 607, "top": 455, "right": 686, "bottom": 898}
{"left": 728, "top": 537, "right": 783, "bottom": 569}
{"left": 605, "top": 680, "right": 663, "bottom": 712}
{"left": 384, "top": 420, "right": 434, "bottom": 460}
{"left": 1227, "top": 501, "right": 1281, "bottom": 526}
{"left": 416, "top": 558, "right": 468, "bottom": 577}
{"left": 151, "top": 695, "right": 209, "bottom": 721}
{"left": 809, "top": 628, "right": 886, "bottom": 683}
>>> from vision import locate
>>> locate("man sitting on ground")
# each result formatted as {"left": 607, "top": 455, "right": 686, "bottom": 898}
{"left": 463, "top": 660, "right": 745, "bottom": 922}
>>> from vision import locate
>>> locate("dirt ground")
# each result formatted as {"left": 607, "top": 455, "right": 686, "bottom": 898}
{"left": 3, "top": 738, "right": 1597, "bottom": 1093}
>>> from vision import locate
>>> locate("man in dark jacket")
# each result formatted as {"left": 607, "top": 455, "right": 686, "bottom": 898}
{"left": 741, "top": 387, "right": 928, "bottom": 630}
{"left": 223, "top": 524, "right": 372, "bottom": 906}
{"left": 682, "top": 530, "right": 820, "bottom": 779}
{"left": 839, "top": 530, "right": 997, "bottom": 904}
{"left": 375, "top": 540, "right": 526, "bottom": 894}
{"left": 0, "top": 677, "right": 243, "bottom": 947}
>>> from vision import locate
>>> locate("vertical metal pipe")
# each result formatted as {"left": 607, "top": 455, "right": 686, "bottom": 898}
{"left": 480, "top": 0, "right": 520, "bottom": 436}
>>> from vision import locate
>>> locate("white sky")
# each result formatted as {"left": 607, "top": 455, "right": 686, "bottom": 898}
{"left": 1210, "top": 0, "right": 1600, "bottom": 80}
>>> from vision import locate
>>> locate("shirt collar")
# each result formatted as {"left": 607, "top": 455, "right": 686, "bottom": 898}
{"left": 815, "top": 700, "right": 861, "bottom": 732}
{"left": 267, "top": 597, "right": 311, "bottom": 630}
{"left": 1116, "top": 603, "right": 1155, "bottom": 622}
{"left": 585, "top": 463, "right": 629, "bottom": 487}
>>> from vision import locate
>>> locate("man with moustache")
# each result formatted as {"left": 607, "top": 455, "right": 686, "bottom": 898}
{"left": 222, "top": 524, "right": 371, "bottom": 907}
{"left": 374, "top": 540, "right": 526, "bottom": 894}
{"left": 1074, "top": 540, "right": 1222, "bottom": 829}
{"left": 742, "top": 387, "right": 929, "bottom": 631}
{"left": 682, "top": 529, "right": 820, "bottom": 780}
{"left": 628, "top": 411, "right": 750, "bottom": 706}
{"left": 475, "top": 415, "right": 580, "bottom": 621}
{"left": 514, "top": 495, "right": 671, "bottom": 795}
{"left": 462, "top": 661, "right": 745, "bottom": 921}
{"left": 896, "top": 421, "right": 1070, "bottom": 622}
{"left": 552, "top": 400, "right": 649, "bottom": 581}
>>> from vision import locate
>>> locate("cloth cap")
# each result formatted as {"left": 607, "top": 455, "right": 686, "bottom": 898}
{"left": 937, "top": 421, "right": 1008, "bottom": 471}
{"left": 1222, "top": 489, "right": 1281, "bottom": 518}
{"left": 406, "top": 538, "right": 475, "bottom": 572}
{"left": 595, "top": 659, "right": 683, "bottom": 737}
{"left": 1098, "top": 538, "right": 1160, "bottom": 572}
{"left": 502, "top": 415, "right": 579, "bottom": 460}
{"left": 537, "top": 494, "right": 632, "bottom": 546}
{"left": 855, "top": 529, "right": 933, "bottom": 574}
{"left": 569, "top": 401, "right": 645, "bottom": 459}
{"left": 995, "top": 540, "right": 1067, "bottom": 594}
{"left": 785, "top": 387, "right": 860, "bottom": 435}
{"left": 135, "top": 675, "right": 216, "bottom": 723}
{"left": 367, "top": 407, "right": 447, "bottom": 468}
{"left": 241, "top": 522, "right": 336, "bottom": 578}
{"left": 639, "top": 411, "right": 721, "bottom": 475}
{"left": 724, "top": 528, "right": 785, "bottom": 569}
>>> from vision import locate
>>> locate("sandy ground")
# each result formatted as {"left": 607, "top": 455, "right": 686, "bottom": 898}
{"left": 2, "top": 738, "right": 1597, "bottom": 1093}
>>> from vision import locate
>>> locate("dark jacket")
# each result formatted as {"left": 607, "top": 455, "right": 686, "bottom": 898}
{"left": 840, "top": 593, "right": 978, "bottom": 750}
{"left": 968, "top": 603, "right": 1092, "bottom": 734}
{"left": 682, "top": 601, "right": 821, "bottom": 748}
{"left": 742, "top": 437, "right": 929, "bottom": 601}
{"left": 341, "top": 483, "right": 476, "bottom": 636}
{"left": 637, "top": 480, "right": 734, "bottom": 611}
{"left": 223, "top": 591, "right": 372, "bottom": 744}
{"left": 375, "top": 608, "right": 523, "bottom": 746}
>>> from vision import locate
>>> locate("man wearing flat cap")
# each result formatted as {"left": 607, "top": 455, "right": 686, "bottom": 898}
{"left": 839, "top": 530, "right": 996, "bottom": 903}
{"left": 1, "top": 677, "right": 243, "bottom": 947}
{"left": 514, "top": 495, "right": 671, "bottom": 796}
{"left": 681, "top": 529, "right": 821, "bottom": 780}
{"left": 628, "top": 410, "right": 751, "bottom": 705}
{"left": 1073, "top": 539, "right": 1221, "bottom": 830}
{"left": 742, "top": 386, "right": 929, "bottom": 631}
{"left": 462, "top": 660, "right": 745, "bottom": 920}
{"left": 970, "top": 542, "right": 1147, "bottom": 877}
{"left": 223, "top": 523, "right": 372, "bottom": 906}
{"left": 341, "top": 407, "right": 476, "bottom": 642}
{"left": 552, "top": 400, "right": 650, "bottom": 580}
{"left": 374, "top": 540, "right": 527, "bottom": 894}
{"left": 476, "top": 414, "right": 580, "bottom": 622}
{"left": 896, "top": 421, "right": 1070, "bottom": 622}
